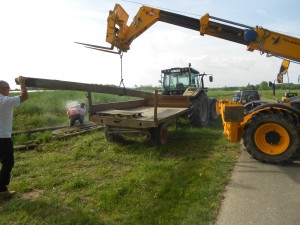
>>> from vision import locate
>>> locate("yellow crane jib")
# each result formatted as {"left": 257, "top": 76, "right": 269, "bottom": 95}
{"left": 107, "top": 4, "right": 160, "bottom": 52}
{"left": 76, "top": 3, "right": 300, "bottom": 62}
{"left": 100, "top": 3, "right": 300, "bottom": 63}
{"left": 75, "top": 4, "right": 160, "bottom": 54}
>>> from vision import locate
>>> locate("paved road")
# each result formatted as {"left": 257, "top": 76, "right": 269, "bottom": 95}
{"left": 216, "top": 145, "right": 300, "bottom": 225}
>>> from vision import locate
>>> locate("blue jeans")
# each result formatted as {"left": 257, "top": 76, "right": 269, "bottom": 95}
{"left": 0, "top": 138, "right": 14, "bottom": 192}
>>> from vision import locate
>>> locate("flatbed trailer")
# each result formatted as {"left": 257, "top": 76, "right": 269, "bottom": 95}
{"left": 87, "top": 91, "right": 189, "bottom": 145}
{"left": 18, "top": 77, "right": 190, "bottom": 145}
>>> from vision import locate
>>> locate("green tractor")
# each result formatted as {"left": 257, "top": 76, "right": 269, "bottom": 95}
{"left": 160, "top": 64, "right": 218, "bottom": 127}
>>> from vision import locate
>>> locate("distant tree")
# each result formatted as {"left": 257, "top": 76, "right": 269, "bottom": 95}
{"left": 243, "top": 83, "right": 256, "bottom": 90}
{"left": 222, "top": 86, "right": 230, "bottom": 91}
{"left": 259, "top": 81, "right": 269, "bottom": 90}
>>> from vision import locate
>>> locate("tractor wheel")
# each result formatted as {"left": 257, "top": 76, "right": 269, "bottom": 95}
{"left": 150, "top": 123, "right": 168, "bottom": 145}
{"left": 188, "top": 92, "right": 209, "bottom": 127}
{"left": 243, "top": 109, "right": 300, "bottom": 164}
{"left": 209, "top": 98, "right": 219, "bottom": 121}
{"left": 247, "top": 94, "right": 256, "bottom": 103}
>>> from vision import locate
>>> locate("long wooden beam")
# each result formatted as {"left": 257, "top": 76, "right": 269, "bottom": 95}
{"left": 16, "top": 77, "right": 155, "bottom": 99}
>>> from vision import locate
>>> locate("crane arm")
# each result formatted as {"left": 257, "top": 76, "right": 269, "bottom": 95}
{"left": 104, "top": 4, "right": 248, "bottom": 52}
{"left": 100, "top": 4, "right": 300, "bottom": 63}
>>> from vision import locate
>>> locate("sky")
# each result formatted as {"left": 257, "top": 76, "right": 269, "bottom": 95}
{"left": 1, "top": 0, "right": 300, "bottom": 89}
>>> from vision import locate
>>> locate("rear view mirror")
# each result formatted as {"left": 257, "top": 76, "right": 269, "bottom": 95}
{"left": 268, "top": 81, "right": 273, "bottom": 87}
{"left": 268, "top": 81, "right": 276, "bottom": 96}
{"left": 209, "top": 75, "right": 213, "bottom": 82}
{"left": 279, "top": 59, "right": 290, "bottom": 75}
{"left": 277, "top": 73, "right": 283, "bottom": 83}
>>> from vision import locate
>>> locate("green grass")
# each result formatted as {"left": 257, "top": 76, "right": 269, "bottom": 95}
{"left": 0, "top": 90, "right": 245, "bottom": 224}
{"left": 1, "top": 119, "right": 239, "bottom": 225}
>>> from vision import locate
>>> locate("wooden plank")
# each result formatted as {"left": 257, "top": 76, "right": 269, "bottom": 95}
{"left": 147, "top": 95, "right": 190, "bottom": 108}
{"left": 90, "top": 106, "right": 188, "bottom": 129}
{"left": 18, "top": 77, "right": 190, "bottom": 107}
{"left": 90, "top": 115, "right": 156, "bottom": 128}
{"left": 91, "top": 99, "right": 146, "bottom": 113}
{"left": 12, "top": 125, "right": 69, "bottom": 135}
{"left": 17, "top": 77, "right": 155, "bottom": 99}
{"left": 98, "top": 110, "right": 143, "bottom": 118}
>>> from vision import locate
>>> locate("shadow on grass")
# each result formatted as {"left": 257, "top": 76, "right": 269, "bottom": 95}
{"left": 105, "top": 117, "right": 229, "bottom": 162}
{"left": 0, "top": 196, "right": 104, "bottom": 225}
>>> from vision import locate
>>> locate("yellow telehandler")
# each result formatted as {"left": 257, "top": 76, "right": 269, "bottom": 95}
{"left": 77, "top": 3, "right": 300, "bottom": 164}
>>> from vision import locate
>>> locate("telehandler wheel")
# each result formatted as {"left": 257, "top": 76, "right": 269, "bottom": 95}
{"left": 188, "top": 92, "right": 209, "bottom": 127}
{"left": 209, "top": 98, "right": 219, "bottom": 121}
{"left": 150, "top": 123, "right": 168, "bottom": 145}
{"left": 243, "top": 110, "right": 299, "bottom": 164}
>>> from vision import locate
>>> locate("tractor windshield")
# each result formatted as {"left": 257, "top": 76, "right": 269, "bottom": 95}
{"left": 160, "top": 67, "right": 203, "bottom": 95}
{"left": 162, "top": 68, "right": 200, "bottom": 89}
{"left": 164, "top": 72, "right": 189, "bottom": 87}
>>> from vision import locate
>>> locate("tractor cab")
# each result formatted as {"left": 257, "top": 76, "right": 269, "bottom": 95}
{"left": 160, "top": 66, "right": 212, "bottom": 96}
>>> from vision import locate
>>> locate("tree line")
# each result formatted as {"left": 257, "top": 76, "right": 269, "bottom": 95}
{"left": 210, "top": 81, "right": 300, "bottom": 91}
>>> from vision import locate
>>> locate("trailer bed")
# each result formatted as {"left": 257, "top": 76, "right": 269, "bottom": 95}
{"left": 90, "top": 106, "right": 189, "bottom": 129}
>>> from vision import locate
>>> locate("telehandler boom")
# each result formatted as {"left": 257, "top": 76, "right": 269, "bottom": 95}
{"left": 78, "top": 3, "right": 300, "bottom": 62}
{"left": 84, "top": 3, "right": 300, "bottom": 164}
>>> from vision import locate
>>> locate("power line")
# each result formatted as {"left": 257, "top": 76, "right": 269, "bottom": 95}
{"left": 120, "top": 0, "right": 202, "bottom": 17}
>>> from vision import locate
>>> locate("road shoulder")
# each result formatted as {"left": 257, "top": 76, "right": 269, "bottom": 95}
{"left": 216, "top": 145, "right": 300, "bottom": 225}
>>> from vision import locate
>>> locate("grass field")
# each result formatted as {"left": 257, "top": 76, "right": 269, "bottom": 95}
{"left": 2, "top": 119, "right": 240, "bottom": 225}
{"left": 1, "top": 88, "right": 291, "bottom": 224}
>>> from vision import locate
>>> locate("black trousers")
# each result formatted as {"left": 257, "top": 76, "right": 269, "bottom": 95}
{"left": 0, "top": 138, "right": 14, "bottom": 191}
{"left": 69, "top": 114, "right": 84, "bottom": 126}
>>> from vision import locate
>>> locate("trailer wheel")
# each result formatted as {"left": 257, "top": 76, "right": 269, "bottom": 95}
{"left": 188, "top": 92, "right": 209, "bottom": 127}
{"left": 209, "top": 98, "right": 219, "bottom": 121}
{"left": 243, "top": 110, "right": 299, "bottom": 164}
{"left": 104, "top": 127, "right": 124, "bottom": 142}
{"left": 150, "top": 123, "right": 168, "bottom": 145}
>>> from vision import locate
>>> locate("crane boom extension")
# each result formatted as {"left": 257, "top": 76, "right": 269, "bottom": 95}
{"left": 102, "top": 4, "right": 300, "bottom": 62}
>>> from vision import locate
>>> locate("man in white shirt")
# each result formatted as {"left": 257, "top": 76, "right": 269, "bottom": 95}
{"left": 0, "top": 76, "right": 28, "bottom": 198}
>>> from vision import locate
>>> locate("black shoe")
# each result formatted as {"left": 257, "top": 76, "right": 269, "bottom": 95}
{"left": 0, "top": 185, "right": 8, "bottom": 192}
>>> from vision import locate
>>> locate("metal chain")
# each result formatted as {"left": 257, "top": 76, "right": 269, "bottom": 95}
{"left": 119, "top": 52, "right": 125, "bottom": 88}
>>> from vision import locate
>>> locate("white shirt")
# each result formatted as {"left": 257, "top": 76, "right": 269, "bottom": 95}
{"left": 0, "top": 94, "right": 20, "bottom": 138}
{"left": 74, "top": 104, "right": 86, "bottom": 116}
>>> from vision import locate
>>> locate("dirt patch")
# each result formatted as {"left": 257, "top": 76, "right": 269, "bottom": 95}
{"left": 21, "top": 189, "right": 43, "bottom": 200}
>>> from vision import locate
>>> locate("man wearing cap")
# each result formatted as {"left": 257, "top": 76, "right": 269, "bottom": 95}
{"left": 0, "top": 76, "right": 28, "bottom": 198}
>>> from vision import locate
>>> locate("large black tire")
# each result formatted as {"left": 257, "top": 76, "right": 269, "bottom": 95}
{"left": 243, "top": 100, "right": 269, "bottom": 115}
{"left": 243, "top": 109, "right": 300, "bottom": 164}
{"left": 209, "top": 98, "right": 219, "bottom": 121}
{"left": 188, "top": 92, "right": 209, "bottom": 127}
{"left": 150, "top": 123, "right": 168, "bottom": 145}
{"left": 247, "top": 94, "right": 256, "bottom": 103}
